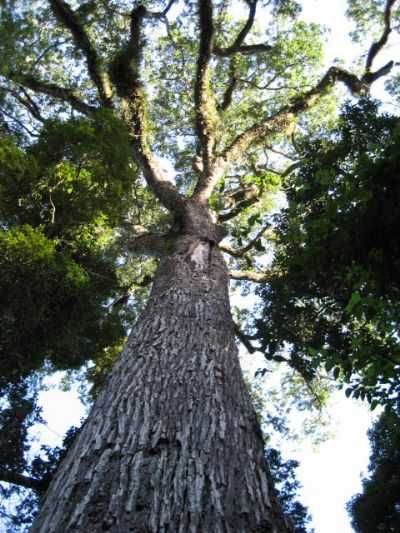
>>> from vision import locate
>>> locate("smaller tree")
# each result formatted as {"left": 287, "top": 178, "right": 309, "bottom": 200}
{"left": 267, "top": 448, "right": 314, "bottom": 533}
{"left": 347, "top": 403, "right": 400, "bottom": 533}
{"left": 256, "top": 99, "right": 400, "bottom": 407}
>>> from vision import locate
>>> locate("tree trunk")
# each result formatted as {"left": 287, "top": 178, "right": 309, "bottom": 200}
{"left": 32, "top": 228, "right": 291, "bottom": 532}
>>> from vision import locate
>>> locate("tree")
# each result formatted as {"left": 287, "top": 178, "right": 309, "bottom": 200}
{"left": 0, "top": 0, "right": 399, "bottom": 531}
{"left": 255, "top": 98, "right": 400, "bottom": 408}
{"left": 266, "top": 449, "right": 313, "bottom": 533}
{"left": 347, "top": 402, "right": 400, "bottom": 532}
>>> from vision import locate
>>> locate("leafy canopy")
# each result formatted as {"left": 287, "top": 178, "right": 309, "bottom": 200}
{"left": 256, "top": 99, "right": 400, "bottom": 408}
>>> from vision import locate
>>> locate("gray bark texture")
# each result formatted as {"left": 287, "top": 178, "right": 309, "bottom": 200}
{"left": 32, "top": 206, "right": 292, "bottom": 533}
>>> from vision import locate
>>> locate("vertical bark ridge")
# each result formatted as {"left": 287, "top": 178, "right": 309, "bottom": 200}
{"left": 32, "top": 235, "right": 290, "bottom": 533}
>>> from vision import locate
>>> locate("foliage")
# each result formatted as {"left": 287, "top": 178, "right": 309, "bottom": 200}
{"left": 0, "top": 380, "right": 43, "bottom": 476}
{"left": 246, "top": 372, "right": 315, "bottom": 532}
{"left": 267, "top": 448, "right": 314, "bottom": 533}
{"left": 256, "top": 99, "right": 400, "bottom": 408}
{"left": 0, "top": 112, "right": 154, "bottom": 526}
{"left": 248, "top": 365, "right": 334, "bottom": 446}
{"left": 0, "top": 386, "right": 79, "bottom": 533}
{"left": 347, "top": 402, "right": 400, "bottom": 532}
{"left": 0, "top": 110, "right": 160, "bottom": 387}
{"left": 347, "top": 0, "right": 400, "bottom": 41}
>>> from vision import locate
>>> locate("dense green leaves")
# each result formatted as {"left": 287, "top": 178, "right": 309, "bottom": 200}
{"left": 347, "top": 403, "right": 400, "bottom": 532}
{"left": 256, "top": 99, "right": 400, "bottom": 407}
{"left": 0, "top": 112, "right": 151, "bottom": 528}
{"left": 0, "top": 224, "right": 122, "bottom": 385}
{"left": 0, "top": 111, "right": 147, "bottom": 386}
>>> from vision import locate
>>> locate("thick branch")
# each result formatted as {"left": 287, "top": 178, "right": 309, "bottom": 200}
{"left": 362, "top": 60, "right": 395, "bottom": 84}
{"left": 217, "top": 184, "right": 260, "bottom": 222}
{"left": 220, "top": 223, "right": 272, "bottom": 257}
{"left": 218, "top": 197, "right": 261, "bottom": 222}
{"left": 0, "top": 469, "right": 49, "bottom": 493}
{"left": 215, "top": 43, "right": 272, "bottom": 57}
{"left": 10, "top": 75, "right": 97, "bottom": 116}
{"left": 365, "top": 0, "right": 397, "bottom": 72}
{"left": 220, "top": 64, "right": 394, "bottom": 164}
{"left": 192, "top": 0, "right": 217, "bottom": 200}
{"left": 49, "top": 0, "right": 113, "bottom": 106}
{"left": 225, "top": 184, "right": 259, "bottom": 206}
{"left": 218, "top": 59, "right": 238, "bottom": 111}
{"left": 110, "top": 6, "right": 184, "bottom": 213}
{"left": 214, "top": 0, "right": 271, "bottom": 57}
{"left": 229, "top": 269, "right": 274, "bottom": 283}
{"left": 220, "top": 109, "right": 293, "bottom": 165}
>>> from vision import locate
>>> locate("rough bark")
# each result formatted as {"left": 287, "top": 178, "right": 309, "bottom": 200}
{"left": 32, "top": 206, "right": 291, "bottom": 533}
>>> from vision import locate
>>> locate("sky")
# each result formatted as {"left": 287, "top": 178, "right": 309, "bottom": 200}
{"left": 295, "top": 396, "right": 373, "bottom": 533}
{"left": 27, "top": 1, "right": 400, "bottom": 532}
{"left": 238, "top": 340, "right": 374, "bottom": 533}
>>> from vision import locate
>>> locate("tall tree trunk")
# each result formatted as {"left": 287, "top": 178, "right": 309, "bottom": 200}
{"left": 32, "top": 228, "right": 291, "bottom": 532}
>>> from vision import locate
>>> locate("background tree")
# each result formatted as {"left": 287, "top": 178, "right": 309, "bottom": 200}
{"left": 0, "top": 0, "right": 399, "bottom": 531}
{"left": 266, "top": 448, "right": 313, "bottom": 533}
{"left": 255, "top": 98, "right": 400, "bottom": 408}
{"left": 347, "top": 402, "right": 400, "bottom": 532}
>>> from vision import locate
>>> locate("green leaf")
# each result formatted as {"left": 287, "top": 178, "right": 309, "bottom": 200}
{"left": 346, "top": 291, "right": 362, "bottom": 314}
{"left": 345, "top": 388, "right": 353, "bottom": 398}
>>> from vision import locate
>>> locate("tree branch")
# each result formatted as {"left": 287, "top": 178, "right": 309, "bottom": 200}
{"left": 109, "top": 6, "right": 185, "bottom": 213}
{"left": 218, "top": 184, "right": 261, "bottom": 222}
{"left": 362, "top": 60, "right": 395, "bottom": 85}
{"left": 146, "top": 0, "right": 178, "bottom": 19}
{"left": 0, "top": 469, "right": 49, "bottom": 493}
{"left": 218, "top": 59, "right": 238, "bottom": 111}
{"left": 281, "top": 161, "right": 301, "bottom": 178}
{"left": 126, "top": 230, "right": 170, "bottom": 257}
{"left": 365, "top": 0, "right": 397, "bottom": 72}
{"left": 266, "top": 140, "right": 297, "bottom": 161}
{"left": 0, "top": 83, "right": 46, "bottom": 123}
{"left": 15, "top": 75, "right": 97, "bottom": 116}
{"left": 220, "top": 222, "right": 272, "bottom": 257}
{"left": 107, "top": 276, "right": 154, "bottom": 311}
{"left": 0, "top": 105, "right": 40, "bottom": 137}
{"left": 220, "top": 63, "right": 395, "bottom": 164}
{"left": 229, "top": 269, "right": 274, "bottom": 283}
{"left": 49, "top": 0, "right": 113, "bottom": 106}
{"left": 234, "top": 322, "right": 258, "bottom": 353}
{"left": 191, "top": 0, "right": 219, "bottom": 202}
{"left": 214, "top": 0, "right": 271, "bottom": 57}
{"left": 215, "top": 43, "right": 272, "bottom": 57}
{"left": 17, "top": 87, "right": 46, "bottom": 122}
